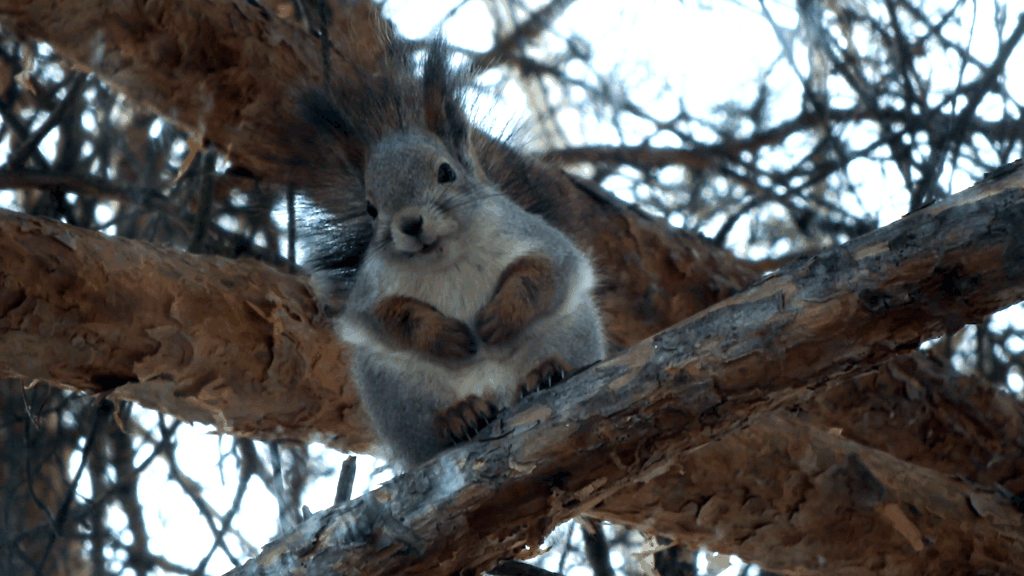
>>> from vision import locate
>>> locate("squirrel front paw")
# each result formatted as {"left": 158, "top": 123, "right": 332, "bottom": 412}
{"left": 429, "top": 318, "right": 477, "bottom": 360}
{"left": 475, "top": 301, "right": 517, "bottom": 345}
{"left": 375, "top": 295, "right": 476, "bottom": 360}
{"left": 435, "top": 395, "right": 499, "bottom": 444}
{"left": 517, "top": 356, "right": 570, "bottom": 398}
{"left": 475, "top": 255, "right": 557, "bottom": 345}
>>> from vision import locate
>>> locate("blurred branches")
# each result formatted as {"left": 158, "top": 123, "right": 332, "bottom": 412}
{"left": 0, "top": 36, "right": 288, "bottom": 261}
{"left": 466, "top": 0, "right": 1024, "bottom": 253}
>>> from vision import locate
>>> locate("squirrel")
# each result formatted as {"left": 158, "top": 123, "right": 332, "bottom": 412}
{"left": 297, "top": 40, "right": 605, "bottom": 468}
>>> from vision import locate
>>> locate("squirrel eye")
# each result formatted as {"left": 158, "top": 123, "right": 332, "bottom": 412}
{"left": 366, "top": 201, "right": 378, "bottom": 218}
{"left": 437, "top": 162, "right": 457, "bottom": 184}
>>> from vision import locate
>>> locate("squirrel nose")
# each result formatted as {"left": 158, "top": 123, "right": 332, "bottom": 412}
{"left": 399, "top": 215, "right": 424, "bottom": 237}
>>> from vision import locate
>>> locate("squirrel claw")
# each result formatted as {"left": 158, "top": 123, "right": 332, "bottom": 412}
{"left": 436, "top": 395, "right": 498, "bottom": 445}
{"left": 518, "top": 356, "right": 570, "bottom": 398}
{"left": 542, "top": 367, "right": 566, "bottom": 388}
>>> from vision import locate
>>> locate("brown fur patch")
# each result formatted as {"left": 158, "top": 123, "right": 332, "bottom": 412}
{"left": 475, "top": 254, "right": 557, "bottom": 345}
{"left": 435, "top": 395, "right": 498, "bottom": 444}
{"left": 374, "top": 295, "right": 476, "bottom": 360}
{"left": 518, "top": 356, "right": 570, "bottom": 398}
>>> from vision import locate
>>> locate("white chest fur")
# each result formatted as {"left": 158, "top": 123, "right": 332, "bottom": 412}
{"left": 374, "top": 227, "right": 535, "bottom": 322}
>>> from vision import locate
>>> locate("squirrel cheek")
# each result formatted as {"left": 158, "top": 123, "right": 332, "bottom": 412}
{"left": 420, "top": 216, "right": 458, "bottom": 246}
{"left": 433, "top": 216, "right": 458, "bottom": 238}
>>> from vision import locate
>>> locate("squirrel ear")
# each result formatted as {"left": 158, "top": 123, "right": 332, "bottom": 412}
{"left": 423, "top": 39, "right": 474, "bottom": 166}
{"left": 299, "top": 90, "right": 367, "bottom": 173}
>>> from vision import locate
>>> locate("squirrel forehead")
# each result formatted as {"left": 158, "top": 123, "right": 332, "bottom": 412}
{"left": 369, "top": 134, "right": 451, "bottom": 165}
{"left": 365, "top": 135, "right": 456, "bottom": 188}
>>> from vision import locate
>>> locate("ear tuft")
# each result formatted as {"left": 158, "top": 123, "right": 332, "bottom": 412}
{"left": 422, "top": 39, "right": 473, "bottom": 166}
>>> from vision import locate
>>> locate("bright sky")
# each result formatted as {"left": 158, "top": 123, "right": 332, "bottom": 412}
{"left": 14, "top": 1, "right": 1023, "bottom": 575}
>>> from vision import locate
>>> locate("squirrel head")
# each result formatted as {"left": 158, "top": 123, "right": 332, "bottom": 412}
{"left": 295, "top": 39, "right": 499, "bottom": 276}
{"left": 307, "top": 39, "right": 494, "bottom": 269}
{"left": 363, "top": 130, "right": 490, "bottom": 267}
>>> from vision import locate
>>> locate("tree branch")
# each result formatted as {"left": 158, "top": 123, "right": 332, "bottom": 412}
{"left": 0, "top": 207, "right": 374, "bottom": 451}
{"left": 596, "top": 350, "right": 1024, "bottom": 570}
{"left": 222, "top": 162, "right": 1024, "bottom": 575}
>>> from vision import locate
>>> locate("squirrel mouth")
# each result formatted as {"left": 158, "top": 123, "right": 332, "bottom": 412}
{"left": 420, "top": 241, "right": 440, "bottom": 254}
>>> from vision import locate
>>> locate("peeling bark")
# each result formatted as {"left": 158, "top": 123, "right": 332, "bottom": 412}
{"left": 598, "top": 352, "right": 1024, "bottom": 572}
{"left": 0, "top": 208, "right": 374, "bottom": 450}
{"left": 0, "top": 0, "right": 394, "bottom": 179}
{"left": 600, "top": 413, "right": 1023, "bottom": 575}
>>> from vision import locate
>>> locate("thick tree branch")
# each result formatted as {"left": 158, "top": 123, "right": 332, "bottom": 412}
{"left": 4, "top": 169, "right": 1024, "bottom": 572}
{"left": 3, "top": 164, "right": 1022, "bottom": 573}
{"left": 224, "top": 164, "right": 1024, "bottom": 575}
{"left": 0, "top": 0, "right": 395, "bottom": 179}
{"left": 596, "top": 350, "right": 1024, "bottom": 570}
{"left": 0, "top": 208, "right": 374, "bottom": 450}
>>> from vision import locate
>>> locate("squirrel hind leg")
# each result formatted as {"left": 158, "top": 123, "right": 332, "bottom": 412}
{"left": 435, "top": 395, "right": 499, "bottom": 445}
{"left": 517, "top": 356, "right": 570, "bottom": 399}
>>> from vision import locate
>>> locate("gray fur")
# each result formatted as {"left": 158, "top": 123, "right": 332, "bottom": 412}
{"left": 310, "top": 43, "right": 604, "bottom": 469}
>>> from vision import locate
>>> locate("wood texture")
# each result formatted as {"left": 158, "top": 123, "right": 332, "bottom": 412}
{"left": 0, "top": 208, "right": 374, "bottom": 450}
{"left": 2, "top": 156, "right": 1021, "bottom": 575}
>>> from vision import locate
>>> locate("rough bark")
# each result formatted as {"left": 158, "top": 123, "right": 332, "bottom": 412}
{"left": 597, "top": 351, "right": 1024, "bottom": 572}
{"left": 224, "top": 168, "right": 1024, "bottom": 575}
{"left": 0, "top": 0, "right": 395, "bottom": 179}
{"left": 0, "top": 207, "right": 373, "bottom": 450}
